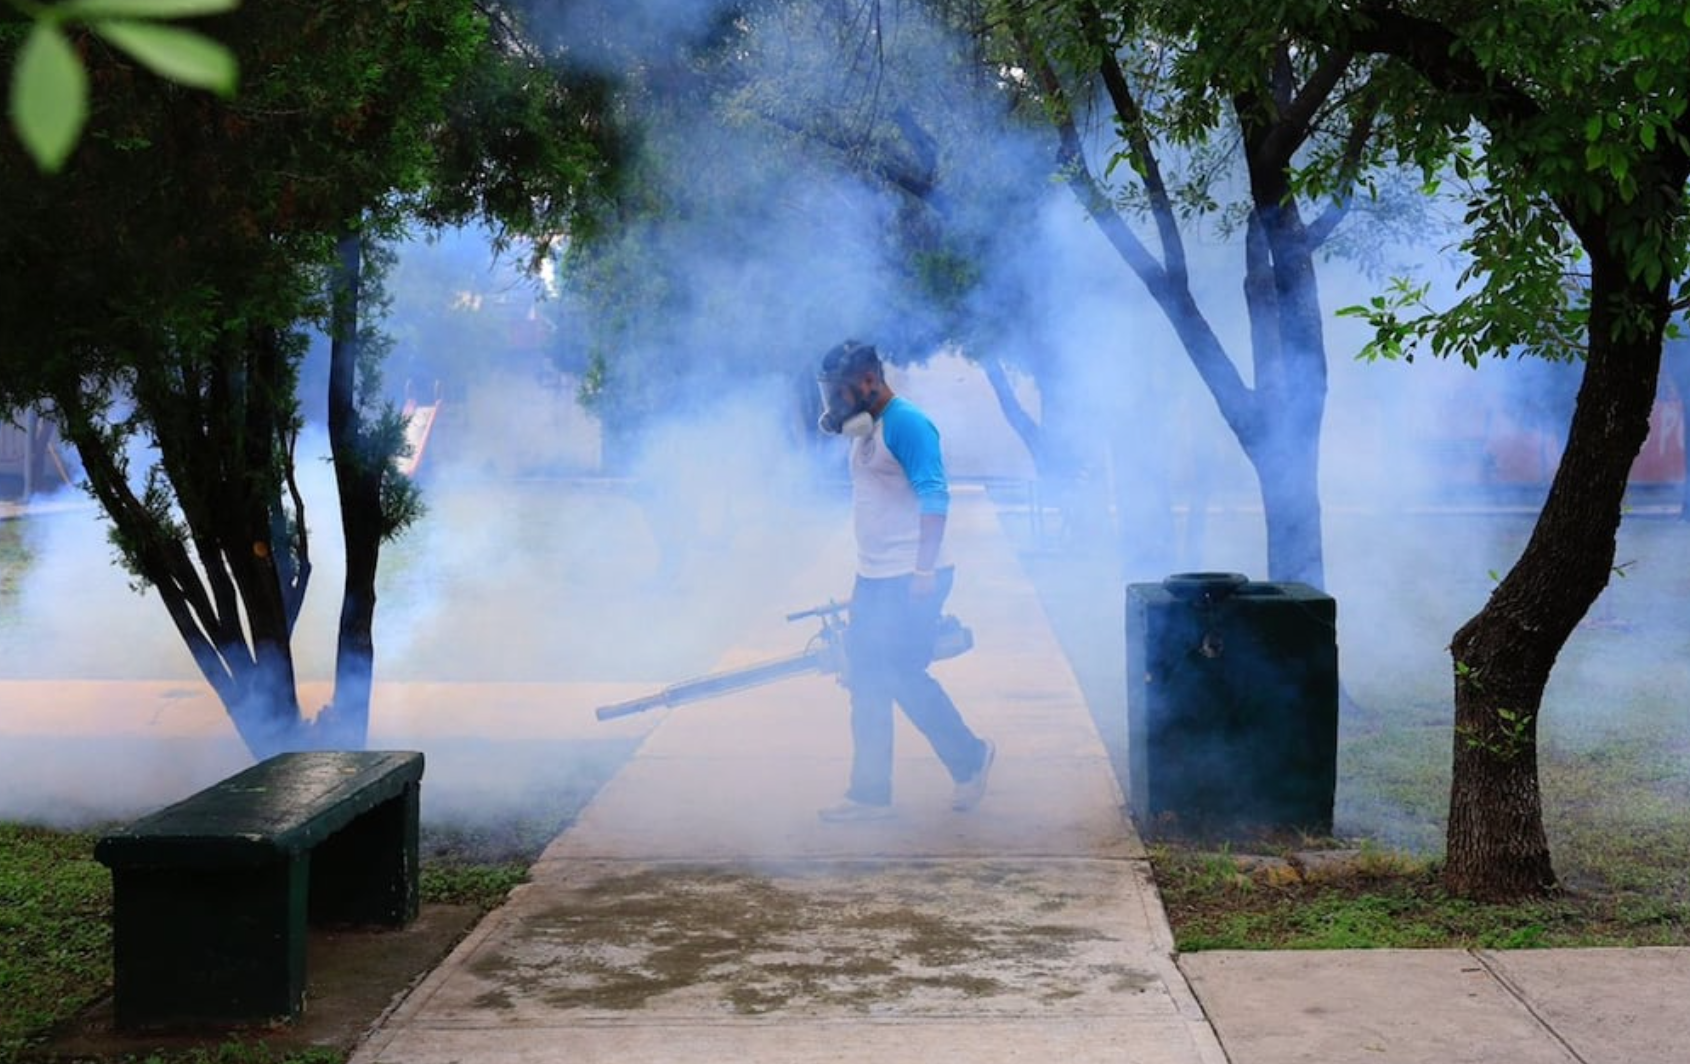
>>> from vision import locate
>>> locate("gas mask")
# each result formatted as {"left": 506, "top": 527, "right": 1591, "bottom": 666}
{"left": 817, "top": 379, "right": 875, "bottom": 438}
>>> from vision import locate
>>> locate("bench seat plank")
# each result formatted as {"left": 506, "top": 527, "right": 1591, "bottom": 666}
{"left": 96, "top": 750, "right": 424, "bottom": 868}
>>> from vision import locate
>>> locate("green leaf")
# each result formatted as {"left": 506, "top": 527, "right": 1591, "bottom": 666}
{"left": 55, "top": 0, "right": 239, "bottom": 20}
{"left": 9, "top": 22, "right": 89, "bottom": 172}
{"left": 90, "top": 20, "right": 237, "bottom": 95}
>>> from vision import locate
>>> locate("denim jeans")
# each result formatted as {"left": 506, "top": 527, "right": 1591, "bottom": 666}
{"left": 842, "top": 567, "right": 985, "bottom": 805}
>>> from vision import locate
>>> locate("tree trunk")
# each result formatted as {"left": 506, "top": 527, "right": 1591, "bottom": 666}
{"left": 1020, "top": 26, "right": 1335, "bottom": 590}
{"left": 58, "top": 367, "right": 310, "bottom": 762}
{"left": 1250, "top": 431, "right": 1325, "bottom": 588}
{"left": 320, "top": 229, "right": 379, "bottom": 750}
{"left": 1238, "top": 87, "right": 1331, "bottom": 589}
{"left": 225, "top": 660, "right": 307, "bottom": 759}
{"left": 22, "top": 409, "right": 40, "bottom": 497}
{"left": 1442, "top": 249, "right": 1666, "bottom": 900}
{"left": 979, "top": 353, "right": 1048, "bottom": 474}
{"left": 1235, "top": 200, "right": 1328, "bottom": 587}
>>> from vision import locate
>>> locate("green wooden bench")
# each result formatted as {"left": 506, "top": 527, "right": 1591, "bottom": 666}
{"left": 94, "top": 749, "right": 425, "bottom": 1029}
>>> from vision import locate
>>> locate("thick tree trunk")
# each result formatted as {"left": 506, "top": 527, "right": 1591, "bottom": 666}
{"left": 204, "top": 325, "right": 310, "bottom": 759}
{"left": 320, "top": 230, "right": 379, "bottom": 750}
{"left": 1251, "top": 432, "right": 1325, "bottom": 588}
{"left": 225, "top": 660, "right": 306, "bottom": 759}
{"left": 1234, "top": 45, "right": 1335, "bottom": 587}
{"left": 1443, "top": 250, "right": 1666, "bottom": 900}
{"left": 1240, "top": 200, "right": 1329, "bottom": 590}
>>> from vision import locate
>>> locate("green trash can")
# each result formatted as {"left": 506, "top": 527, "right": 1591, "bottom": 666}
{"left": 1125, "top": 572, "right": 1338, "bottom": 838}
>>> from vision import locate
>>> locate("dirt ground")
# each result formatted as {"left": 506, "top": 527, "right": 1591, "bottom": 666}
{"left": 33, "top": 905, "right": 482, "bottom": 1063}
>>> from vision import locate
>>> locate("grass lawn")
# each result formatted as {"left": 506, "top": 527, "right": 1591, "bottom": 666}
{"left": 0, "top": 825, "right": 111, "bottom": 1063}
{"left": 1016, "top": 500, "right": 1690, "bottom": 954}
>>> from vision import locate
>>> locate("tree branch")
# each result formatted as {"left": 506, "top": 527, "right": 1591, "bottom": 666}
{"left": 1075, "top": 1, "right": 1189, "bottom": 285}
{"left": 1305, "top": 96, "right": 1376, "bottom": 247}
{"left": 1345, "top": 4, "right": 1540, "bottom": 126}
{"left": 1259, "top": 46, "right": 1354, "bottom": 169}
{"left": 1342, "top": 3, "right": 1608, "bottom": 252}
{"left": 1011, "top": 26, "right": 1257, "bottom": 437}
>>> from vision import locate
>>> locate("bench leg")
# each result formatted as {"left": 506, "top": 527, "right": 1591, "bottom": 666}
{"left": 308, "top": 781, "right": 420, "bottom": 927}
{"left": 110, "top": 858, "right": 308, "bottom": 1028}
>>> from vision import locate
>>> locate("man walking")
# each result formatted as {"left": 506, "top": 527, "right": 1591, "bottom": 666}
{"left": 813, "top": 340, "right": 995, "bottom": 822}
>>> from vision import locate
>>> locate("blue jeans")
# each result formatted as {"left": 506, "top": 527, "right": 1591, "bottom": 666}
{"left": 843, "top": 568, "right": 986, "bottom": 805}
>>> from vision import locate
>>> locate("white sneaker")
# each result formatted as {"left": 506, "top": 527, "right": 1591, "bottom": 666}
{"left": 818, "top": 799, "right": 894, "bottom": 823}
{"left": 952, "top": 739, "right": 997, "bottom": 811}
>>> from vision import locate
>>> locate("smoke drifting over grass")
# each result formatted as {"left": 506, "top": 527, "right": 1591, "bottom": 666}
{"left": 2, "top": 1, "right": 1685, "bottom": 852}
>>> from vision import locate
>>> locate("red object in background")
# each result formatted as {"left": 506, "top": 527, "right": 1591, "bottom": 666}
{"left": 1419, "top": 378, "right": 1685, "bottom": 489}
{"left": 1487, "top": 430, "right": 1558, "bottom": 484}
{"left": 1630, "top": 380, "right": 1684, "bottom": 484}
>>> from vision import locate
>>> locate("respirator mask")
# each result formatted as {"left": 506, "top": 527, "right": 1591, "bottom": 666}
{"left": 817, "top": 378, "right": 875, "bottom": 438}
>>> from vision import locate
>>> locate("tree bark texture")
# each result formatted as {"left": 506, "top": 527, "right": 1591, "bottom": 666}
{"left": 1443, "top": 248, "right": 1667, "bottom": 900}
{"left": 1239, "top": 193, "right": 1329, "bottom": 589}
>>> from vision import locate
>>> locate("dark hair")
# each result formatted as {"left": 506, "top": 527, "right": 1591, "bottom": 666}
{"left": 818, "top": 340, "right": 881, "bottom": 381}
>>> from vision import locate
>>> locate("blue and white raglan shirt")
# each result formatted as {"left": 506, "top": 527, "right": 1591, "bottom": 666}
{"left": 850, "top": 396, "right": 952, "bottom": 578}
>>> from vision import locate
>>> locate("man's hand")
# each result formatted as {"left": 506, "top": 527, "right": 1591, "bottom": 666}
{"left": 910, "top": 570, "right": 938, "bottom": 598}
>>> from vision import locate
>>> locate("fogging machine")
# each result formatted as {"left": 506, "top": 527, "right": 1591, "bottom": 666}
{"left": 594, "top": 599, "right": 974, "bottom": 721}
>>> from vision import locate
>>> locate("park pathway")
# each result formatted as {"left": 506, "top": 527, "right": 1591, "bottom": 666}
{"left": 348, "top": 487, "right": 1229, "bottom": 1064}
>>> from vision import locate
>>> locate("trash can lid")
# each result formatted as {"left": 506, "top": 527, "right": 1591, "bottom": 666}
{"left": 1162, "top": 572, "right": 1249, "bottom": 604}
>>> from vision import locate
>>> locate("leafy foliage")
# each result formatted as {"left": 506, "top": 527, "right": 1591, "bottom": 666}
{"left": 0, "top": 3, "right": 616, "bottom": 755}
{"left": 1327, "top": 0, "right": 1690, "bottom": 365}
{"left": 4, "top": 0, "right": 238, "bottom": 171}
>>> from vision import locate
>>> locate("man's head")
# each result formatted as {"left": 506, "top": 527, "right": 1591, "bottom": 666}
{"left": 819, "top": 340, "right": 882, "bottom": 385}
{"left": 817, "top": 340, "right": 889, "bottom": 437}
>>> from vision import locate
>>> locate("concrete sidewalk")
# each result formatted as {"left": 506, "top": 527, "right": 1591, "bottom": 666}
{"left": 340, "top": 489, "right": 1690, "bottom": 1064}
{"left": 1181, "top": 947, "right": 1690, "bottom": 1064}
{"left": 348, "top": 491, "right": 1228, "bottom": 1064}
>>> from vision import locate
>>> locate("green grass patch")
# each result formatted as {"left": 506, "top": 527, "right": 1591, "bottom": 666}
{"left": 1148, "top": 843, "right": 1673, "bottom": 950}
{"left": 0, "top": 825, "right": 113, "bottom": 1062}
{"left": 419, "top": 861, "right": 530, "bottom": 910}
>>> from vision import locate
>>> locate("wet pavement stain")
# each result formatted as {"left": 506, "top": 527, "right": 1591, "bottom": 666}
{"left": 465, "top": 861, "right": 1155, "bottom": 1016}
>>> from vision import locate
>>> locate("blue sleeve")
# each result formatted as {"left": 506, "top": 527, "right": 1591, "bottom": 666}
{"left": 882, "top": 398, "right": 949, "bottom": 515}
